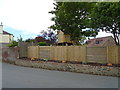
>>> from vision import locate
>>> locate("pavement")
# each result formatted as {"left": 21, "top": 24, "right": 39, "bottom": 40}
{"left": 2, "top": 63, "right": 119, "bottom": 88}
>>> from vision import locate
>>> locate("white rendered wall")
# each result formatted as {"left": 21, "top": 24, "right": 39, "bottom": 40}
{"left": 0, "top": 25, "right": 3, "bottom": 34}
{"left": 2, "top": 35, "right": 14, "bottom": 43}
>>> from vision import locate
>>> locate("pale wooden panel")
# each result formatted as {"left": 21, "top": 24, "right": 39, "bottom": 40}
{"left": 27, "top": 46, "right": 120, "bottom": 64}
{"left": 79, "top": 46, "right": 87, "bottom": 62}
{"left": 57, "top": 46, "right": 67, "bottom": 61}
{"left": 39, "top": 46, "right": 51, "bottom": 60}
{"left": 67, "top": 46, "right": 75, "bottom": 61}
{"left": 118, "top": 46, "right": 120, "bottom": 64}
{"left": 27, "top": 46, "right": 39, "bottom": 58}
{"left": 73, "top": 46, "right": 80, "bottom": 61}
{"left": 53, "top": 46, "right": 58, "bottom": 60}
{"left": 50, "top": 46, "right": 54, "bottom": 60}
{"left": 107, "top": 46, "right": 119, "bottom": 64}
{"left": 67, "top": 46, "right": 87, "bottom": 62}
{"left": 87, "top": 46, "right": 107, "bottom": 63}
{"left": 52, "top": 46, "right": 67, "bottom": 61}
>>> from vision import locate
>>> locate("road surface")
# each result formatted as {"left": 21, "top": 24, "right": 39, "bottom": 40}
{"left": 2, "top": 63, "right": 119, "bottom": 88}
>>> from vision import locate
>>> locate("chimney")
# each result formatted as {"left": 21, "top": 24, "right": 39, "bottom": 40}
{"left": 0, "top": 22, "right": 3, "bottom": 34}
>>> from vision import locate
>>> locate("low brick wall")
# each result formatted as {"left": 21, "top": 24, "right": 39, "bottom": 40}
{"left": 15, "top": 59, "right": 120, "bottom": 77}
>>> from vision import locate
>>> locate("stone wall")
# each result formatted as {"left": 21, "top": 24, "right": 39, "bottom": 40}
{"left": 0, "top": 47, "right": 2, "bottom": 61}
{"left": 15, "top": 59, "right": 120, "bottom": 77}
{"left": 2, "top": 47, "right": 19, "bottom": 63}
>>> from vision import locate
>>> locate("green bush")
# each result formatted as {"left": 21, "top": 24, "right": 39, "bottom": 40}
{"left": 38, "top": 42, "right": 50, "bottom": 46}
{"left": 25, "top": 39, "right": 35, "bottom": 43}
{"left": 8, "top": 41, "right": 18, "bottom": 47}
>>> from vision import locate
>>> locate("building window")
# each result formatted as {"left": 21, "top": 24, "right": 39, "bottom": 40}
{"left": 86, "top": 41, "right": 91, "bottom": 44}
{"left": 96, "top": 40, "right": 100, "bottom": 44}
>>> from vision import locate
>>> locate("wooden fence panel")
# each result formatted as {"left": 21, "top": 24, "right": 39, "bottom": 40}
{"left": 27, "top": 46, "right": 119, "bottom": 64}
{"left": 79, "top": 46, "right": 87, "bottom": 62}
{"left": 27, "top": 46, "right": 39, "bottom": 58}
{"left": 67, "top": 46, "right": 75, "bottom": 61}
{"left": 56, "top": 46, "right": 67, "bottom": 61}
{"left": 107, "top": 46, "right": 119, "bottom": 64}
{"left": 73, "top": 46, "right": 80, "bottom": 61}
{"left": 67, "top": 46, "right": 87, "bottom": 62}
{"left": 39, "top": 46, "right": 51, "bottom": 60}
{"left": 52, "top": 46, "right": 58, "bottom": 60}
{"left": 50, "top": 46, "right": 55, "bottom": 60}
{"left": 87, "top": 46, "right": 107, "bottom": 64}
{"left": 118, "top": 46, "right": 120, "bottom": 64}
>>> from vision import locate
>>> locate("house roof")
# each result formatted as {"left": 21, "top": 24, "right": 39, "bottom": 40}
{"left": 3, "top": 30, "right": 13, "bottom": 35}
{"left": 86, "top": 36, "right": 115, "bottom": 46}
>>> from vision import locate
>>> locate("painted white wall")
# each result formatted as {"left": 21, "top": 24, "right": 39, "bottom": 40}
{"left": 0, "top": 34, "right": 14, "bottom": 43}
{"left": 0, "top": 34, "right": 2, "bottom": 43}
{"left": 0, "top": 25, "right": 3, "bottom": 34}
{"left": 0, "top": 25, "right": 14, "bottom": 43}
{"left": 2, "top": 35, "right": 13, "bottom": 43}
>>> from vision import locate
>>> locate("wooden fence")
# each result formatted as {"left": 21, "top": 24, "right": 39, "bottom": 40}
{"left": 27, "top": 46, "right": 120, "bottom": 64}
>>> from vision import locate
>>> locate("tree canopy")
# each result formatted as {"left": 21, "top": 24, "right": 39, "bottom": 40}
{"left": 49, "top": 2, "right": 120, "bottom": 45}
{"left": 49, "top": 2, "right": 97, "bottom": 43}
{"left": 89, "top": 2, "right": 120, "bottom": 45}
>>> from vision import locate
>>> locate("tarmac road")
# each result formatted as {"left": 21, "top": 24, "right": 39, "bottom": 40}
{"left": 2, "top": 63, "right": 119, "bottom": 88}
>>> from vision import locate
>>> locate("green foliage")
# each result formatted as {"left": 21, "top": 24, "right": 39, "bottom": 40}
{"left": 82, "top": 61, "right": 87, "bottom": 64}
{"left": 89, "top": 2, "right": 120, "bottom": 45}
{"left": 8, "top": 35, "right": 24, "bottom": 47}
{"left": 38, "top": 42, "right": 50, "bottom": 46}
{"left": 7, "top": 41, "right": 18, "bottom": 47}
{"left": 49, "top": 2, "right": 120, "bottom": 45}
{"left": 49, "top": 2, "right": 97, "bottom": 43}
{"left": 17, "top": 35, "right": 23, "bottom": 42}
{"left": 25, "top": 39, "right": 35, "bottom": 43}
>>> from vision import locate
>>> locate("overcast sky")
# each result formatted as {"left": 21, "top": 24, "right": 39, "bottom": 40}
{"left": 0, "top": 0, "right": 55, "bottom": 40}
{"left": 0, "top": 0, "right": 112, "bottom": 40}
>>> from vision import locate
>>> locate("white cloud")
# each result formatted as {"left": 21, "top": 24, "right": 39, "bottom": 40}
{"left": 0, "top": 0, "right": 55, "bottom": 34}
{"left": 0, "top": 0, "right": 113, "bottom": 39}
{"left": 96, "top": 31, "right": 113, "bottom": 38}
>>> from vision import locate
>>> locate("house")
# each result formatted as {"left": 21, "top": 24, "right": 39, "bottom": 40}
{"left": 0, "top": 23, "right": 14, "bottom": 48}
{"left": 35, "top": 36, "right": 54, "bottom": 44}
{"left": 57, "top": 30, "right": 73, "bottom": 45}
{"left": 86, "top": 36, "right": 116, "bottom": 47}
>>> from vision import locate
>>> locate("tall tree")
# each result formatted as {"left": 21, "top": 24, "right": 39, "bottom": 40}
{"left": 49, "top": 2, "right": 97, "bottom": 43}
{"left": 89, "top": 2, "right": 120, "bottom": 45}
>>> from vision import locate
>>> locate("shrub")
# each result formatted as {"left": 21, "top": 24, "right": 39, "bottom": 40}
{"left": 25, "top": 39, "right": 35, "bottom": 43}
{"left": 8, "top": 41, "right": 18, "bottom": 47}
{"left": 38, "top": 42, "right": 50, "bottom": 46}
